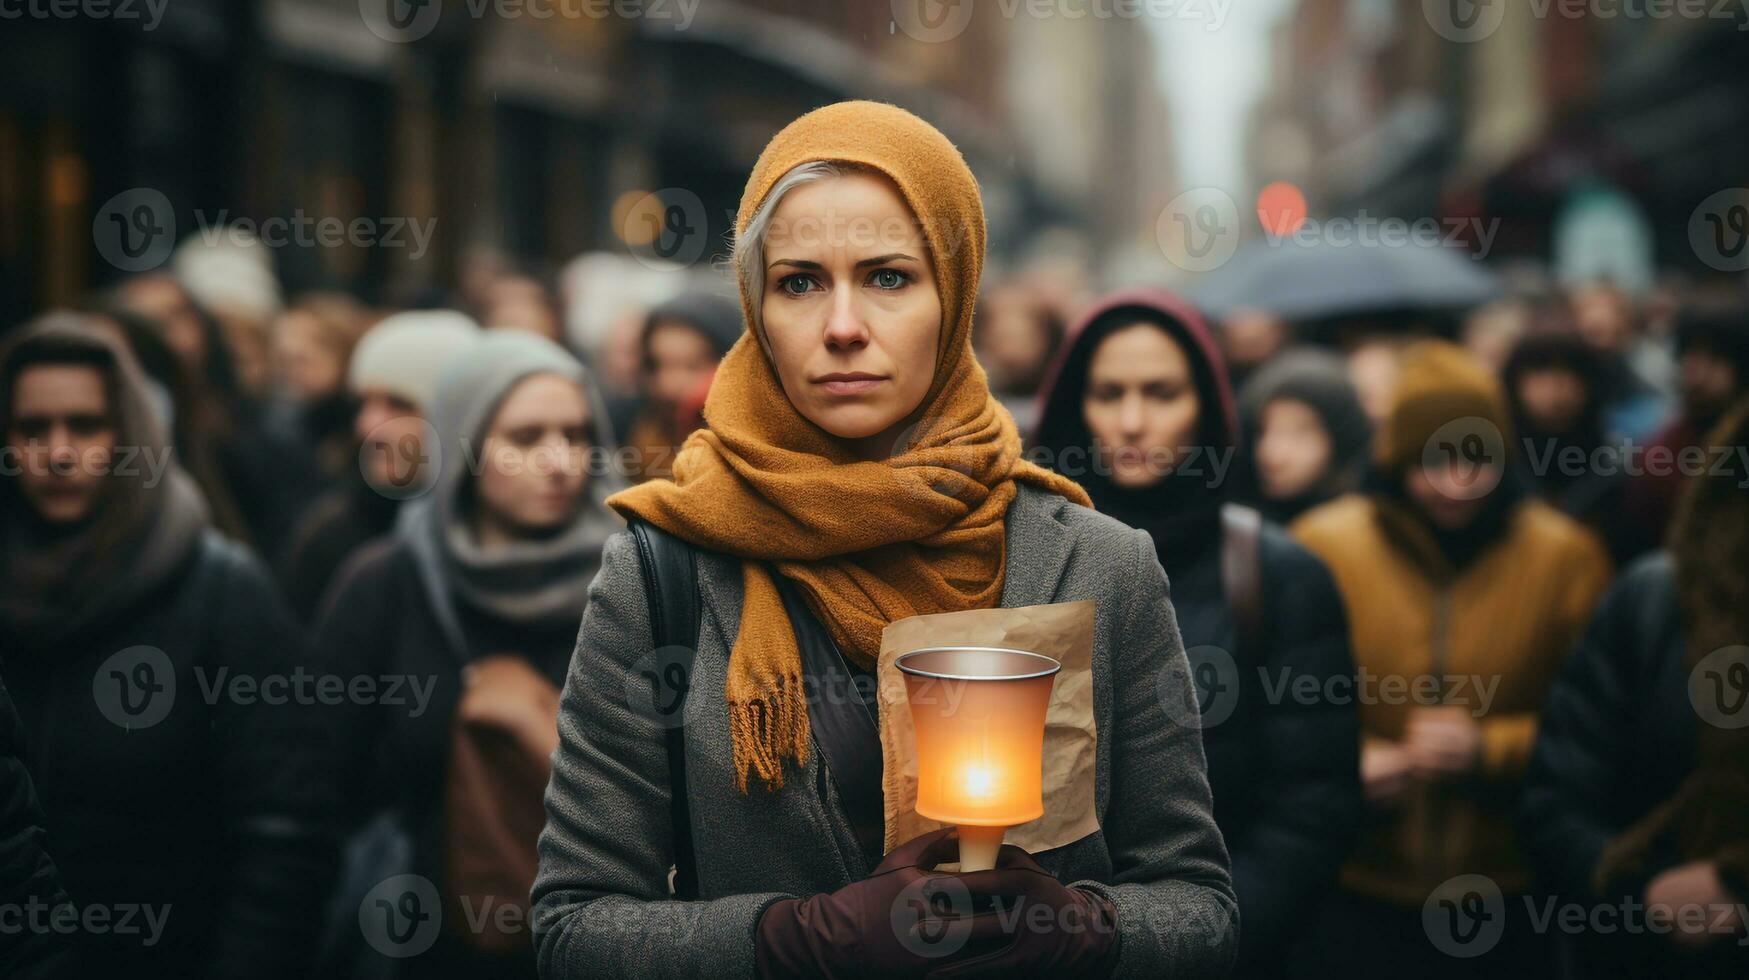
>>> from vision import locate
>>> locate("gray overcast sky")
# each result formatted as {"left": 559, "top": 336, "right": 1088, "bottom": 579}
{"left": 1150, "top": 0, "right": 1297, "bottom": 192}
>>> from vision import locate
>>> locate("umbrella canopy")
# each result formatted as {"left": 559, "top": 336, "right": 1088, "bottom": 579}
{"left": 1187, "top": 236, "right": 1502, "bottom": 322}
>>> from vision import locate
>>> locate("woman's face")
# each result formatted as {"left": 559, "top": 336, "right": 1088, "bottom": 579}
{"left": 474, "top": 373, "right": 592, "bottom": 537}
{"left": 1254, "top": 397, "right": 1333, "bottom": 500}
{"left": 646, "top": 321, "right": 718, "bottom": 409}
{"left": 1081, "top": 323, "right": 1200, "bottom": 489}
{"left": 271, "top": 310, "right": 346, "bottom": 400}
{"left": 760, "top": 172, "right": 940, "bottom": 457}
{"left": 6, "top": 364, "right": 116, "bottom": 525}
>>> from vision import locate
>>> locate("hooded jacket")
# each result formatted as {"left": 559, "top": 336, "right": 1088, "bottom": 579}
{"left": 307, "top": 332, "right": 623, "bottom": 975}
{"left": 1235, "top": 346, "right": 1372, "bottom": 525}
{"left": 0, "top": 319, "right": 334, "bottom": 979}
{"left": 1032, "top": 289, "right": 1362, "bottom": 974}
{"left": 1292, "top": 340, "right": 1613, "bottom": 904}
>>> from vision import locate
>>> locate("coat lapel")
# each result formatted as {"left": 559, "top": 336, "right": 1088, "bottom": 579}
{"left": 1000, "top": 485, "right": 1076, "bottom": 608}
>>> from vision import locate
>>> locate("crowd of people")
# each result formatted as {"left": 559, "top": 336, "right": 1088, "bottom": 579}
{"left": 1, "top": 99, "right": 1747, "bottom": 980}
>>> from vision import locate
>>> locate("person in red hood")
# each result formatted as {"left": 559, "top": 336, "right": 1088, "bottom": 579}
{"left": 1030, "top": 288, "right": 1363, "bottom": 979}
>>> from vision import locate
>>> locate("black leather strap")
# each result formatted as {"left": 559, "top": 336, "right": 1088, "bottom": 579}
{"left": 628, "top": 520, "right": 701, "bottom": 899}
{"left": 770, "top": 571, "right": 886, "bottom": 866}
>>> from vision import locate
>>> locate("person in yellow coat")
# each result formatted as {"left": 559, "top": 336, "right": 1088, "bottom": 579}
{"left": 1290, "top": 340, "right": 1612, "bottom": 980}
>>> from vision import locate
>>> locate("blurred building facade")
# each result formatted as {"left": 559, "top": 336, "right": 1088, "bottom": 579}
{"left": 0, "top": 0, "right": 1177, "bottom": 324}
{"left": 1245, "top": 0, "right": 1749, "bottom": 279}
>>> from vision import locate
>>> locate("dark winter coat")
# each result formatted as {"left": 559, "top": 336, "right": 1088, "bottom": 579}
{"left": 0, "top": 677, "right": 71, "bottom": 980}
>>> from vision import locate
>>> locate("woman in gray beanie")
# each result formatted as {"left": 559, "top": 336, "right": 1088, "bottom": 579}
{"left": 1237, "top": 347, "right": 1373, "bottom": 525}
{"left": 308, "top": 330, "right": 625, "bottom": 979}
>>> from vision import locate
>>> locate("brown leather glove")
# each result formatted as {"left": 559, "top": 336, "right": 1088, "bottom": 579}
{"left": 926, "top": 843, "right": 1120, "bottom": 979}
{"left": 755, "top": 828, "right": 1014, "bottom": 980}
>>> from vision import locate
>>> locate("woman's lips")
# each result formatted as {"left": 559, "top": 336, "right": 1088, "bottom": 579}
{"left": 817, "top": 377, "right": 886, "bottom": 395}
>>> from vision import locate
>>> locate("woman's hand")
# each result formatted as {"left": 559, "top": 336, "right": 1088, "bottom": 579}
{"left": 755, "top": 827, "right": 1011, "bottom": 979}
{"left": 933, "top": 843, "right": 1120, "bottom": 979}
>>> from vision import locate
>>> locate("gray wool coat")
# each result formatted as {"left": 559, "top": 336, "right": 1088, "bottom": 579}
{"left": 532, "top": 483, "right": 1239, "bottom": 979}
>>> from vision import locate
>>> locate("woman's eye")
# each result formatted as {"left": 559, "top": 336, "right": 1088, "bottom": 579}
{"left": 508, "top": 427, "right": 542, "bottom": 446}
{"left": 777, "top": 275, "right": 817, "bottom": 297}
{"left": 869, "top": 268, "right": 908, "bottom": 290}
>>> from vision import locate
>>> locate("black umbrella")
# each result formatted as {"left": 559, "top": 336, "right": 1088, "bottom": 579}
{"left": 1188, "top": 236, "right": 1502, "bottom": 322}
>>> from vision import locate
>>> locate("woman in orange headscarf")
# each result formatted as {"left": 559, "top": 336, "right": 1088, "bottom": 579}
{"left": 532, "top": 102, "right": 1235, "bottom": 979}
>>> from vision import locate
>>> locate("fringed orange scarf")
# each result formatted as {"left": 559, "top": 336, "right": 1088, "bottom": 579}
{"left": 606, "top": 101, "right": 1090, "bottom": 792}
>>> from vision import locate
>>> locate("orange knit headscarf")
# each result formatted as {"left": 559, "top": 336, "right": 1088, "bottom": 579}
{"left": 606, "top": 101, "right": 1091, "bottom": 792}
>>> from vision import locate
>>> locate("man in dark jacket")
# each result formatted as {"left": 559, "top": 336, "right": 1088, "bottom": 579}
{"left": 0, "top": 678, "right": 71, "bottom": 980}
{"left": 1523, "top": 395, "right": 1749, "bottom": 977}
{"left": 1031, "top": 287, "right": 1363, "bottom": 978}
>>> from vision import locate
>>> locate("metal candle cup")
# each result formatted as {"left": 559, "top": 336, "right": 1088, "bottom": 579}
{"left": 895, "top": 646, "right": 1062, "bottom": 872}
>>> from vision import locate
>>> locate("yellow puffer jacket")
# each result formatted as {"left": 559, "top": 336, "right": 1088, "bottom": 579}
{"left": 1292, "top": 490, "right": 1610, "bottom": 903}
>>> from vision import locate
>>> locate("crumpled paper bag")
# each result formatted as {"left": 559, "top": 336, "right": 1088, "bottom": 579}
{"left": 878, "top": 599, "right": 1100, "bottom": 857}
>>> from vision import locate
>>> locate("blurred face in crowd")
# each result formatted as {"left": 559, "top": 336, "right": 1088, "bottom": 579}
{"left": 1221, "top": 309, "right": 1287, "bottom": 374}
{"left": 977, "top": 287, "right": 1053, "bottom": 393}
{"left": 1082, "top": 323, "right": 1200, "bottom": 489}
{"left": 1254, "top": 397, "right": 1332, "bottom": 500}
{"left": 271, "top": 310, "right": 347, "bottom": 400}
{"left": 1405, "top": 458, "right": 1497, "bottom": 531}
{"left": 355, "top": 389, "right": 427, "bottom": 493}
{"left": 485, "top": 276, "right": 562, "bottom": 342}
{"left": 646, "top": 322, "right": 718, "bottom": 409}
{"left": 473, "top": 373, "right": 591, "bottom": 539}
{"left": 6, "top": 364, "right": 115, "bottom": 525}
{"left": 119, "top": 274, "right": 207, "bottom": 372}
{"left": 1347, "top": 341, "right": 1401, "bottom": 425}
{"left": 1515, "top": 366, "right": 1587, "bottom": 436}
{"left": 761, "top": 172, "right": 940, "bottom": 457}
{"left": 1678, "top": 346, "right": 1740, "bottom": 424}
{"left": 1571, "top": 284, "right": 1635, "bottom": 355}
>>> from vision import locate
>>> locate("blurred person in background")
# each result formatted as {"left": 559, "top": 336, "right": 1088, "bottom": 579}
{"left": 266, "top": 292, "right": 370, "bottom": 482}
{"left": 0, "top": 675, "right": 72, "bottom": 980}
{"left": 620, "top": 292, "right": 740, "bottom": 482}
{"left": 1504, "top": 327, "right": 1649, "bottom": 564}
{"left": 310, "top": 331, "right": 623, "bottom": 979}
{"left": 482, "top": 272, "right": 565, "bottom": 345}
{"left": 278, "top": 310, "right": 479, "bottom": 621}
{"left": 112, "top": 272, "right": 318, "bottom": 559}
{"left": 0, "top": 316, "right": 333, "bottom": 979}
{"left": 172, "top": 233, "right": 285, "bottom": 399}
{"left": 1570, "top": 281, "right": 1672, "bottom": 441}
{"left": 1625, "top": 310, "right": 1749, "bottom": 546}
{"left": 1345, "top": 334, "right": 1407, "bottom": 427}
{"left": 1218, "top": 307, "right": 1291, "bottom": 390}
{"left": 1462, "top": 297, "right": 1533, "bottom": 376}
{"left": 1031, "top": 288, "right": 1362, "bottom": 979}
{"left": 1521, "top": 394, "right": 1749, "bottom": 978}
{"left": 975, "top": 277, "right": 1065, "bottom": 434}
{"left": 1291, "top": 340, "right": 1613, "bottom": 980}
{"left": 1236, "top": 347, "right": 1372, "bottom": 525}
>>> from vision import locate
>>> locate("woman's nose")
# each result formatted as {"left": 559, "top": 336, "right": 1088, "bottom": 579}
{"left": 1119, "top": 394, "right": 1146, "bottom": 435}
{"left": 822, "top": 290, "right": 870, "bottom": 351}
